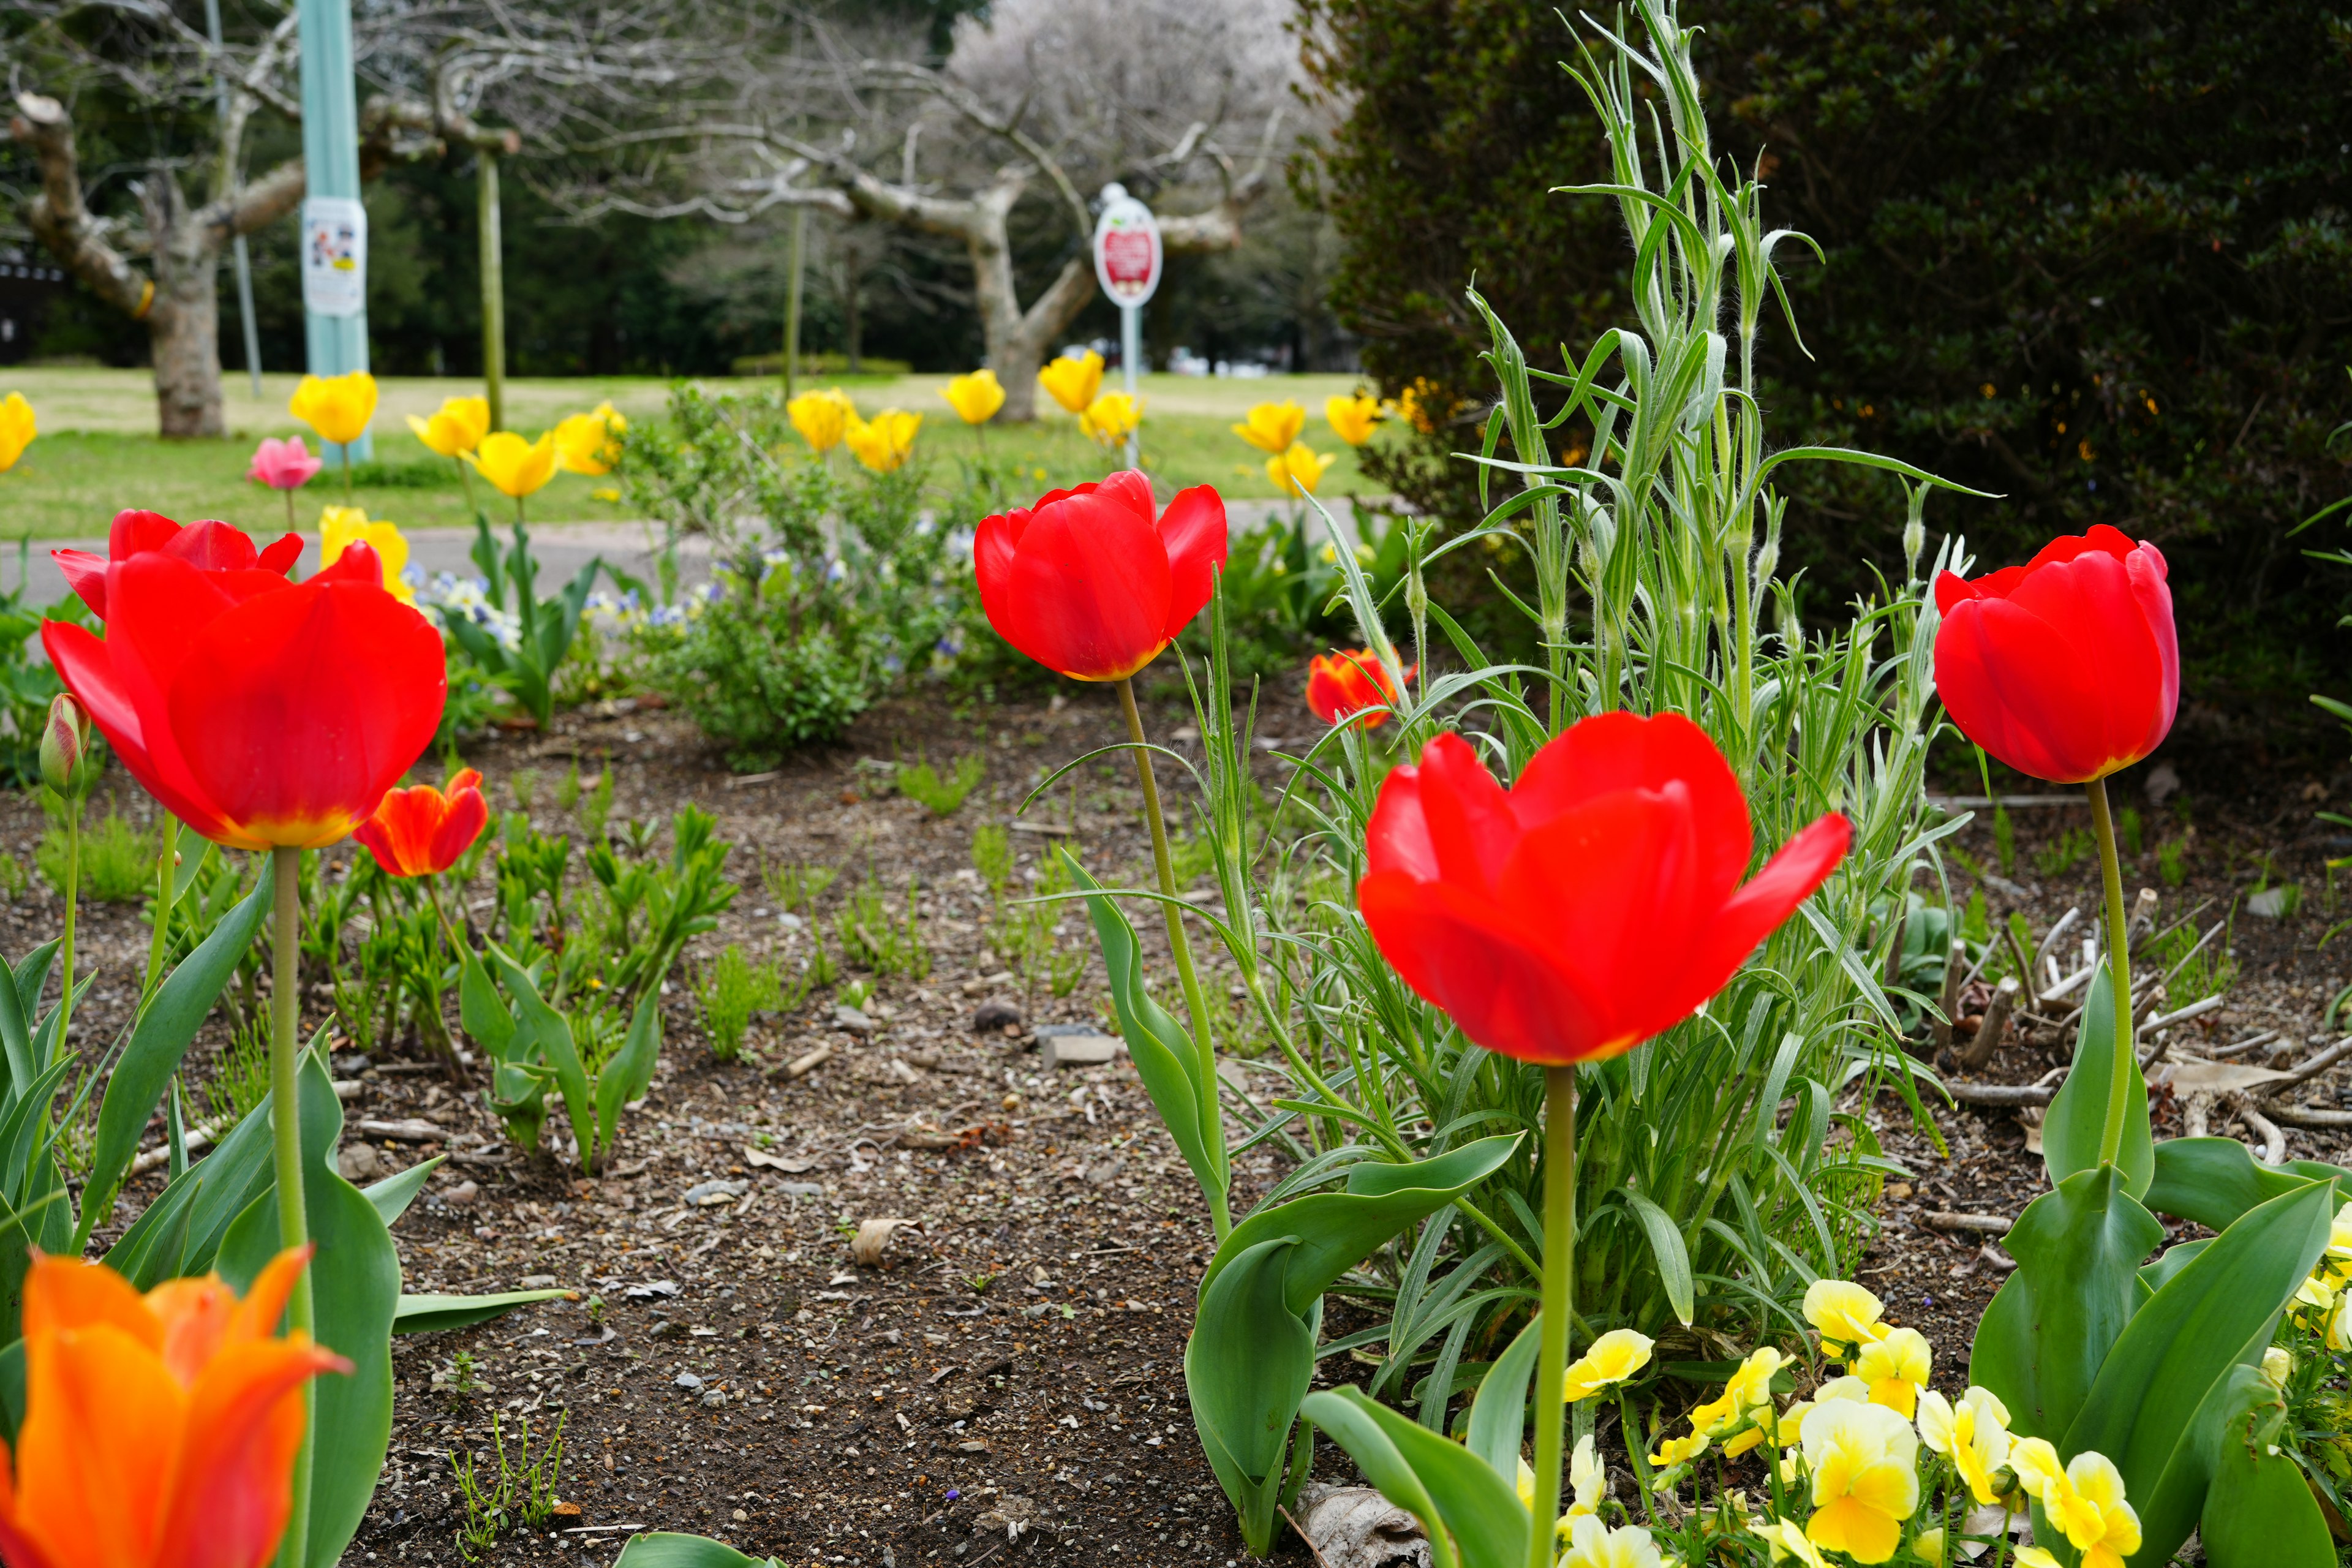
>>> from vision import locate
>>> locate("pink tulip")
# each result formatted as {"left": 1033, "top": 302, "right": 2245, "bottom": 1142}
{"left": 247, "top": 436, "right": 323, "bottom": 492}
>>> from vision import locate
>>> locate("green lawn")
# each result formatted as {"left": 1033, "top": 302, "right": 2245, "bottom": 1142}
{"left": 0, "top": 367, "right": 1393, "bottom": 538}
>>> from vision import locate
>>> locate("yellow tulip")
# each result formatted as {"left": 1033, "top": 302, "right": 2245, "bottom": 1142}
{"left": 465, "top": 430, "right": 559, "bottom": 500}
{"left": 1803, "top": 1278, "right": 1887, "bottom": 1361}
{"left": 1850, "top": 1325, "right": 1931, "bottom": 1417}
{"left": 0, "top": 392, "right": 35, "bottom": 472}
{"left": 1325, "top": 391, "right": 1382, "bottom": 446}
{"left": 1267, "top": 441, "right": 1336, "bottom": 497}
{"left": 405, "top": 396, "right": 490, "bottom": 458}
{"left": 941, "top": 369, "right": 1007, "bottom": 425}
{"left": 317, "top": 507, "right": 413, "bottom": 603}
{"left": 288, "top": 370, "right": 377, "bottom": 446}
{"left": 1562, "top": 1327, "right": 1653, "bottom": 1403}
{"left": 788, "top": 388, "right": 856, "bottom": 453}
{"left": 845, "top": 409, "right": 921, "bottom": 473}
{"left": 1232, "top": 399, "right": 1306, "bottom": 453}
{"left": 1079, "top": 392, "right": 1142, "bottom": 450}
{"left": 554, "top": 401, "right": 627, "bottom": 476}
{"left": 1797, "top": 1400, "right": 1918, "bottom": 1564}
{"left": 1038, "top": 351, "right": 1104, "bottom": 415}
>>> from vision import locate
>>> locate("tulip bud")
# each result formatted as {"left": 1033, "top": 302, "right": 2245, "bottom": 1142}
{"left": 40, "top": 693, "right": 94, "bottom": 799}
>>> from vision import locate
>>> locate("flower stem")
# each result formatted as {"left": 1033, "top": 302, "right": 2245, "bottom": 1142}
{"left": 270, "top": 845, "right": 315, "bottom": 1568}
{"left": 1527, "top": 1065, "right": 1578, "bottom": 1568}
{"left": 2086, "top": 777, "right": 2136, "bottom": 1167}
{"left": 284, "top": 487, "right": 296, "bottom": 538}
{"left": 139, "top": 815, "right": 175, "bottom": 1006}
{"left": 341, "top": 447, "right": 353, "bottom": 500}
{"left": 55, "top": 799, "right": 80, "bottom": 1061}
{"left": 1115, "top": 675, "right": 1229, "bottom": 1239}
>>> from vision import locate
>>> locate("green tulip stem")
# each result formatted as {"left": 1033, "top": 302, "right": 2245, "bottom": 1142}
{"left": 1115, "top": 675, "right": 1229, "bottom": 1239}
{"left": 139, "top": 815, "right": 176, "bottom": 1006}
{"left": 270, "top": 845, "right": 315, "bottom": 1568}
{"left": 341, "top": 445, "right": 353, "bottom": 500}
{"left": 1527, "top": 1065, "right": 1578, "bottom": 1568}
{"left": 2086, "top": 776, "right": 2136, "bottom": 1169}
{"left": 283, "top": 486, "right": 297, "bottom": 539}
{"left": 54, "top": 799, "right": 80, "bottom": 1062}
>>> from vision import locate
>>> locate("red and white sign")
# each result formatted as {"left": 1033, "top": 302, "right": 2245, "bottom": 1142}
{"left": 1092, "top": 184, "right": 1163, "bottom": 307}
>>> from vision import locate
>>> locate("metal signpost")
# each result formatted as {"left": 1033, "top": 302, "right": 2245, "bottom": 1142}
{"left": 1092, "top": 183, "right": 1162, "bottom": 470}
{"left": 298, "top": 0, "right": 371, "bottom": 461}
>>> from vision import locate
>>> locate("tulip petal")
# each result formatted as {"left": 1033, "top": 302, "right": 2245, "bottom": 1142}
{"left": 167, "top": 580, "right": 447, "bottom": 850}
{"left": 108, "top": 509, "right": 184, "bottom": 562}
{"left": 227, "top": 1246, "right": 313, "bottom": 1347}
{"left": 1683, "top": 813, "right": 1853, "bottom": 1006}
{"left": 145, "top": 1277, "right": 239, "bottom": 1387}
{"left": 1359, "top": 870, "right": 1611, "bottom": 1063}
{"left": 981, "top": 493, "right": 1172, "bottom": 681}
{"left": 41, "top": 619, "right": 238, "bottom": 845}
{"left": 257, "top": 534, "right": 304, "bottom": 576}
{"left": 1510, "top": 711, "right": 1751, "bottom": 908}
{"left": 159, "top": 521, "right": 259, "bottom": 573}
{"left": 1095, "top": 470, "right": 1156, "bottom": 521}
{"left": 22, "top": 1255, "right": 162, "bottom": 1352}
{"left": 15, "top": 1321, "right": 181, "bottom": 1568}
{"left": 1401, "top": 733, "right": 1520, "bottom": 892}
{"left": 1363, "top": 763, "right": 1439, "bottom": 881}
{"left": 428, "top": 785, "right": 490, "bottom": 870}
{"left": 1936, "top": 598, "right": 2109, "bottom": 782}
{"left": 157, "top": 1336, "right": 350, "bottom": 1568}
{"left": 51, "top": 549, "right": 108, "bottom": 619}
{"left": 1155, "top": 485, "right": 1229, "bottom": 636}
{"left": 2006, "top": 549, "right": 2168, "bottom": 775}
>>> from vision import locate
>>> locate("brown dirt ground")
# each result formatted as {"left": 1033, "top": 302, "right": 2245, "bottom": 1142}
{"left": 18, "top": 691, "right": 2352, "bottom": 1567}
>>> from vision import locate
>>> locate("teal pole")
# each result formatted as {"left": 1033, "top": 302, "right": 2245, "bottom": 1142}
{"left": 298, "top": 0, "right": 372, "bottom": 462}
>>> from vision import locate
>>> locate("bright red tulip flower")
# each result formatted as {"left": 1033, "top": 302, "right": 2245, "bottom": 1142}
{"left": 1306, "top": 648, "right": 1414, "bottom": 730}
{"left": 0, "top": 1246, "right": 347, "bottom": 1568}
{"left": 1358, "top": 713, "right": 1850, "bottom": 1065}
{"left": 55, "top": 510, "right": 304, "bottom": 623}
{"left": 974, "top": 470, "right": 1227, "bottom": 681}
{"left": 1932, "top": 524, "right": 2178, "bottom": 785}
{"left": 43, "top": 514, "right": 445, "bottom": 851}
{"left": 355, "top": 768, "right": 489, "bottom": 876}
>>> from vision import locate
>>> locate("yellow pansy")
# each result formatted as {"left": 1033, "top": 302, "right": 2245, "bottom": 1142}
{"left": 288, "top": 369, "right": 378, "bottom": 446}
{"left": 554, "top": 401, "right": 627, "bottom": 476}
{"left": 1268, "top": 441, "right": 1336, "bottom": 497}
{"left": 1852, "top": 1326, "right": 1931, "bottom": 1417}
{"left": 2040, "top": 1450, "right": 2141, "bottom": 1568}
{"left": 317, "top": 507, "right": 413, "bottom": 603}
{"left": 1562, "top": 1329, "right": 1654, "bottom": 1403}
{"left": 788, "top": 388, "right": 857, "bottom": 453}
{"left": 1325, "top": 391, "right": 1382, "bottom": 446}
{"left": 1798, "top": 1399, "right": 1919, "bottom": 1565}
{"left": 1567, "top": 1433, "right": 1604, "bottom": 1519}
{"left": 1558, "top": 1515, "right": 1670, "bottom": 1568}
{"left": 845, "top": 409, "right": 921, "bottom": 473}
{"left": 1079, "top": 392, "right": 1143, "bottom": 450}
{"left": 940, "top": 369, "right": 1006, "bottom": 425}
{"left": 1716, "top": 1348, "right": 1790, "bottom": 1457}
{"left": 2263, "top": 1346, "right": 2293, "bottom": 1386}
{"left": 2007, "top": 1436, "right": 2069, "bottom": 1502}
{"left": 1915, "top": 1385, "right": 2011, "bottom": 1506}
{"left": 1038, "top": 350, "right": 1104, "bottom": 414}
{"left": 2011, "top": 1551, "right": 2062, "bottom": 1568}
{"left": 465, "top": 430, "right": 560, "bottom": 499}
{"left": 1232, "top": 399, "right": 1306, "bottom": 453}
{"left": 405, "top": 396, "right": 491, "bottom": 458}
{"left": 1649, "top": 1428, "right": 1709, "bottom": 1469}
{"left": 1751, "top": 1517, "right": 1831, "bottom": 1568}
{"left": 0, "top": 392, "right": 35, "bottom": 472}
{"left": 1911, "top": 1526, "right": 1945, "bottom": 1567}
{"left": 1804, "top": 1278, "right": 1888, "bottom": 1360}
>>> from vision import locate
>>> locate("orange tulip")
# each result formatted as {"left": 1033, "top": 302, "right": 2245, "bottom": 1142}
{"left": 353, "top": 769, "right": 489, "bottom": 877}
{"left": 1306, "top": 648, "right": 1412, "bottom": 729}
{"left": 0, "top": 1247, "right": 347, "bottom": 1568}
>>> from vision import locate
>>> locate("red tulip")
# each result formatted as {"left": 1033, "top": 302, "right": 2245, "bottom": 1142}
{"left": 974, "top": 470, "right": 1227, "bottom": 681}
{"left": 55, "top": 510, "right": 304, "bottom": 623}
{"left": 0, "top": 1246, "right": 347, "bottom": 1568}
{"left": 354, "top": 769, "right": 489, "bottom": 876}
{"left": 1358, "top": 714, "right": 1850, "bottom": 1065}
{"left": 1931, "top": 525, "right": 2177, "bottom": 785}
{"left": 43, "top": 515, "right": 445, "bottom": 852}
{"left": 1306, "top": 649, "right": 1414, "bottom": 730}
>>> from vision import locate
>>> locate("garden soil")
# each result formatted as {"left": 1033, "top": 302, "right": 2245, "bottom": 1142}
{"left": 14, "top": 683, "right": 2352, "bottom": 1567}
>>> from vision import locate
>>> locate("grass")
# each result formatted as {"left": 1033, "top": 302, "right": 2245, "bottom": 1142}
{"left": 0, "top": 367, "right": 1392, "bottom": 538}
{"left": 897, "top": 754, "right": 984, "bottom": 816}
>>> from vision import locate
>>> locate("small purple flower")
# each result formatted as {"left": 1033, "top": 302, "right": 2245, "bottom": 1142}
{"left": 945, "top": 1488, "right": 960, "bottom": 1501}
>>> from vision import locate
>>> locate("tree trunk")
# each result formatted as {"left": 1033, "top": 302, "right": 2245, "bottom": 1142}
{"left": 145, "top": 175, "right": 228, "bottom": 439}
{"left": 844, "top": 268, "right": 862, "bottom": 373}
{"left": 970, "top": 191, "right": 1096, "bottom": 423}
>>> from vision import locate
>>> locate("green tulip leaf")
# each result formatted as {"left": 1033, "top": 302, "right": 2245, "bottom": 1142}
{"left": 394, "top": 1288, "right": 575, "bottom": 1334}
{"left": 2199, "top": 1364, "right": 2335, "bottom": 1567}
{"left": 457, "top": 947, "right": 516, "bottom": 1061}
{"left": 2041, "top": 967, "right": 2153, "bottom": 1199}
{"left": 1071, "top": 860, "right": 1225, "bottom": 1217}
{"left": 2063, "top": 1174, "right": 2332, "bottom": 1566}
{"left": 1186, "top": 1235, "right": 1316, "bottom": 1525}
{"left": 613, "top": 1534, "right": 777, "bottom": 1568}
{"left": 1465, "top": 1315, "right": 1544, "bottom": 1477}
{"left": 362, "top": 1155, "right": 444, "bottom": 1228}
{"left": 489, "top": 947, "right": 595, "bottom": 1169}
{"left": 595, "top": 995, "right": 663, "bottom": 1167}
{"left": 1301, "top": 1385, "right": 1529, "bottom": 1568}
{"left": 217, "top": 1050, "right": 401, "bottom": 1568}
{"left": 2144, "top": 1136, "right": 2352, "bottom": 1232}
{"left": 79, "top": 872, "right": 273, "bottom": 1245}
{"left": 1968, "top": 1163, "right": 2163, "bottom": 1443}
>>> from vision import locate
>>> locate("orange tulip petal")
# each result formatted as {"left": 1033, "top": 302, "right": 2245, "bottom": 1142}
{"left": 15, "top": 1322, "right": 183, "bottom": 1568}
{"left": 22, "top": 1254, "right": 161, "bottom": 1352}
{"left": 156, "top": 1337, "right": 348, "bottom": 1568}
{"left": 226, "top": 1246, "right": 314, "bottom": 1347}
{"left": 145, "top": 1277, "right": 240, "bottom": 1385}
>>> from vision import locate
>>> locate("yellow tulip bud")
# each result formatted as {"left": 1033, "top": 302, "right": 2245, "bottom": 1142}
{"left": 0, "top": 392, "right": 36, "bottom": 473}
{"left": 288, "top": 371, "right": 378, "bottom": 447}
{"left": 1267, "top": 441, "right": 1335, "bottom": 497}
{"left": 844, "top": 409, "right": 922, "bottom": 473}
{"left": 1079, "top": 392, "right": 1142, "bottom": 450}
{"left": 405, "top": 396, "right": 491, "bottom": 458}
{"left": 464, "top": 431, "right": 560, "bottom": 500}
{"left": 788, "top": 388, "right": 856, "bottom": 453}
{"left": 941, "top": 369, "right": 1007, "bottom": 425}
{"left": 1232, "top": 399, "right": 1306, "bottom": 454}
{"left": 318, "top": 507, "right": 414, "bottom": 601}
{"left": 1324, "top": 391, "right": 1382, "bottom": 446}
{"left": 1038, "top": 351, "right": 1104, "bottom": 415}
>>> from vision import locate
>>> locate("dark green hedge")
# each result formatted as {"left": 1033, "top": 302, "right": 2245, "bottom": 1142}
{"left": 1302, "top": 0, "right": 2352, "bottom": 722}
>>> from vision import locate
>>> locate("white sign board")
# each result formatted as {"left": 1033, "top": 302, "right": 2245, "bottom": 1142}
{"left": 1092, "top": 184, "right": 1163, "bottom": 308}
{"left": 301, "top": 197, "right": 368, "bottom": 318}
